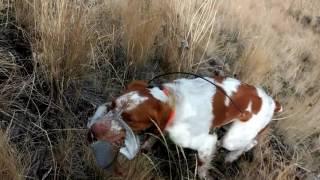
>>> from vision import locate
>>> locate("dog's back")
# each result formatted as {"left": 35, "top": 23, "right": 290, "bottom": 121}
{"left": 162, "top": 76, "right": 282, "bottom": 169}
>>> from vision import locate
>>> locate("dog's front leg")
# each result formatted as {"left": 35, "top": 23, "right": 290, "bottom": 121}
{"left": 194, "top": 134, "right": 218, "bottom": 180}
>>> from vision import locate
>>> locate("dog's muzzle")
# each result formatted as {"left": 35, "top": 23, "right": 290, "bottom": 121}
{"left": 87, "top": 104, "right": 140, "bottom": 169}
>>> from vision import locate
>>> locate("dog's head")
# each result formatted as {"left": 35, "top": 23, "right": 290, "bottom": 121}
{"left": 87, "top": 80, "right": 173, "bottom": 169}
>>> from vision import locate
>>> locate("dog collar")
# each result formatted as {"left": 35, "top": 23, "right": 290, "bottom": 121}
{"left": 165, "top": 109, "right": 176, "bottom": 128}
{"left": 161, "top": 87, "right": 176, "bottom": 128}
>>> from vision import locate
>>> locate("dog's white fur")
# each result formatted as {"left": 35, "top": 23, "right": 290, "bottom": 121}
{"left": 148, "top": 77, "right": 278, "bottom": 179}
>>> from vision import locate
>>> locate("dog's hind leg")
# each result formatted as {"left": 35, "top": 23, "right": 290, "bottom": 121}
{"left": 224, "top": 139, "right": 257, "bottom": 162}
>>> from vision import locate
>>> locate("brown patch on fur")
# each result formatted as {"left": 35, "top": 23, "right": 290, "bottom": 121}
{"left": 212, "top": 75, "right": 225, "bottom": 83}
{"left": 118, "top": 81, "right": 173, "bottom": 133}
{"left": 126, "top": 80, "right": 149, "bottom": 92}
{"left": 212, "top": 83, "right": 262, "bottom": 128}
{"left": 212, "top": 89, "right": 227, "bottom": 127}
{"left": 122, "top": 100, "right": 172, "bottom": 132}
{"left": 239, "top": 111, "right": 252, "bottom": 121}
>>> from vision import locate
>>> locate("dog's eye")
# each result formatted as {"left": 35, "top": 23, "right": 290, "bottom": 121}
{"left": 108, "top": 100, "right": 116, "bottom": 111}
{"left": 147, "top": 84, "right": 154, "bottom": 88}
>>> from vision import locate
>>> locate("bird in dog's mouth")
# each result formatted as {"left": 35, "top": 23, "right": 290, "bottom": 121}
{"left": 87, "top": 104, "right": 140, "bottom": 169}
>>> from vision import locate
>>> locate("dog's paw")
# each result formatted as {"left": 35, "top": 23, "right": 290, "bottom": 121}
{"left": 198, "top": 166, "right": 213, "bottom": 180}
{"left": 225, "top": 152, "right": 240, "bottom": 163}
{"left": 198, "top": 173, "right": 214, "bottom": 180}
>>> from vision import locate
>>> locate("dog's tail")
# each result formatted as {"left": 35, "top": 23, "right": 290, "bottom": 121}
{"left": 274, "top": 100, "right": 283, "bottom": 113}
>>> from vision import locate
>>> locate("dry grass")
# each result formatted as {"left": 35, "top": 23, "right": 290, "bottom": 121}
{"left": 218, "top": 0, "right": 320, "bottom": 142}
{"left": 14, "top": 0, "right": 98, "bottom": 98}
{"left": 230, "top": 129, "right": 301, "bottom": 180}
{"left": 0, "top": 0, "right": 318, "bottom": 179}
{"left": 0, "top": 130, "right": 26, "bottom": 180}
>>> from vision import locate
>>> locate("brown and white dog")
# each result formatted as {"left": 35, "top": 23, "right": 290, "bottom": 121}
{"left": 87, "top": 75, "right": 282, "bottom": 179}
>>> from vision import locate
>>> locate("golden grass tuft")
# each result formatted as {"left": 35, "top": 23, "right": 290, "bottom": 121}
{"left": 0, "top": 130, "right": 26, "bottom": 180}
{"left": 97, "top": 0, "right": 218, "bottom": 71}
{"left": 216, "top": 0, "right": 320, "bottom": 144}
{"left": 14, "top": 0, "right": 97, "bottom": 96}
{"left": 234, "top": 129, "right": 305, "bottom": 180}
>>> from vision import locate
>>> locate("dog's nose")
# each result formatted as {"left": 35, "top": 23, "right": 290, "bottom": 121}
{"left": 90, "top": 140, "right": 116, "bottom": 169}
{"left": 87, "top": 122, "right": 115, "bottom": 169}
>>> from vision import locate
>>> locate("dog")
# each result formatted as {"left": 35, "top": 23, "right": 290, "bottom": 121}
{"left": 87, "top": 75, "right": 282, "bottom": 179}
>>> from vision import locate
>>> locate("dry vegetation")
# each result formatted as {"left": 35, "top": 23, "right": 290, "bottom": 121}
{"left": 0, "top": 130, "right": 25, "bottom": 180}
{"left": 0, "top": 0, "right": 319, "bottom": 179}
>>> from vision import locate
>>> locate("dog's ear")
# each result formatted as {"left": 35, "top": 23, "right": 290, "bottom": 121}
{"left": 126, "top": 80, "right": 148, "bottom": 91}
